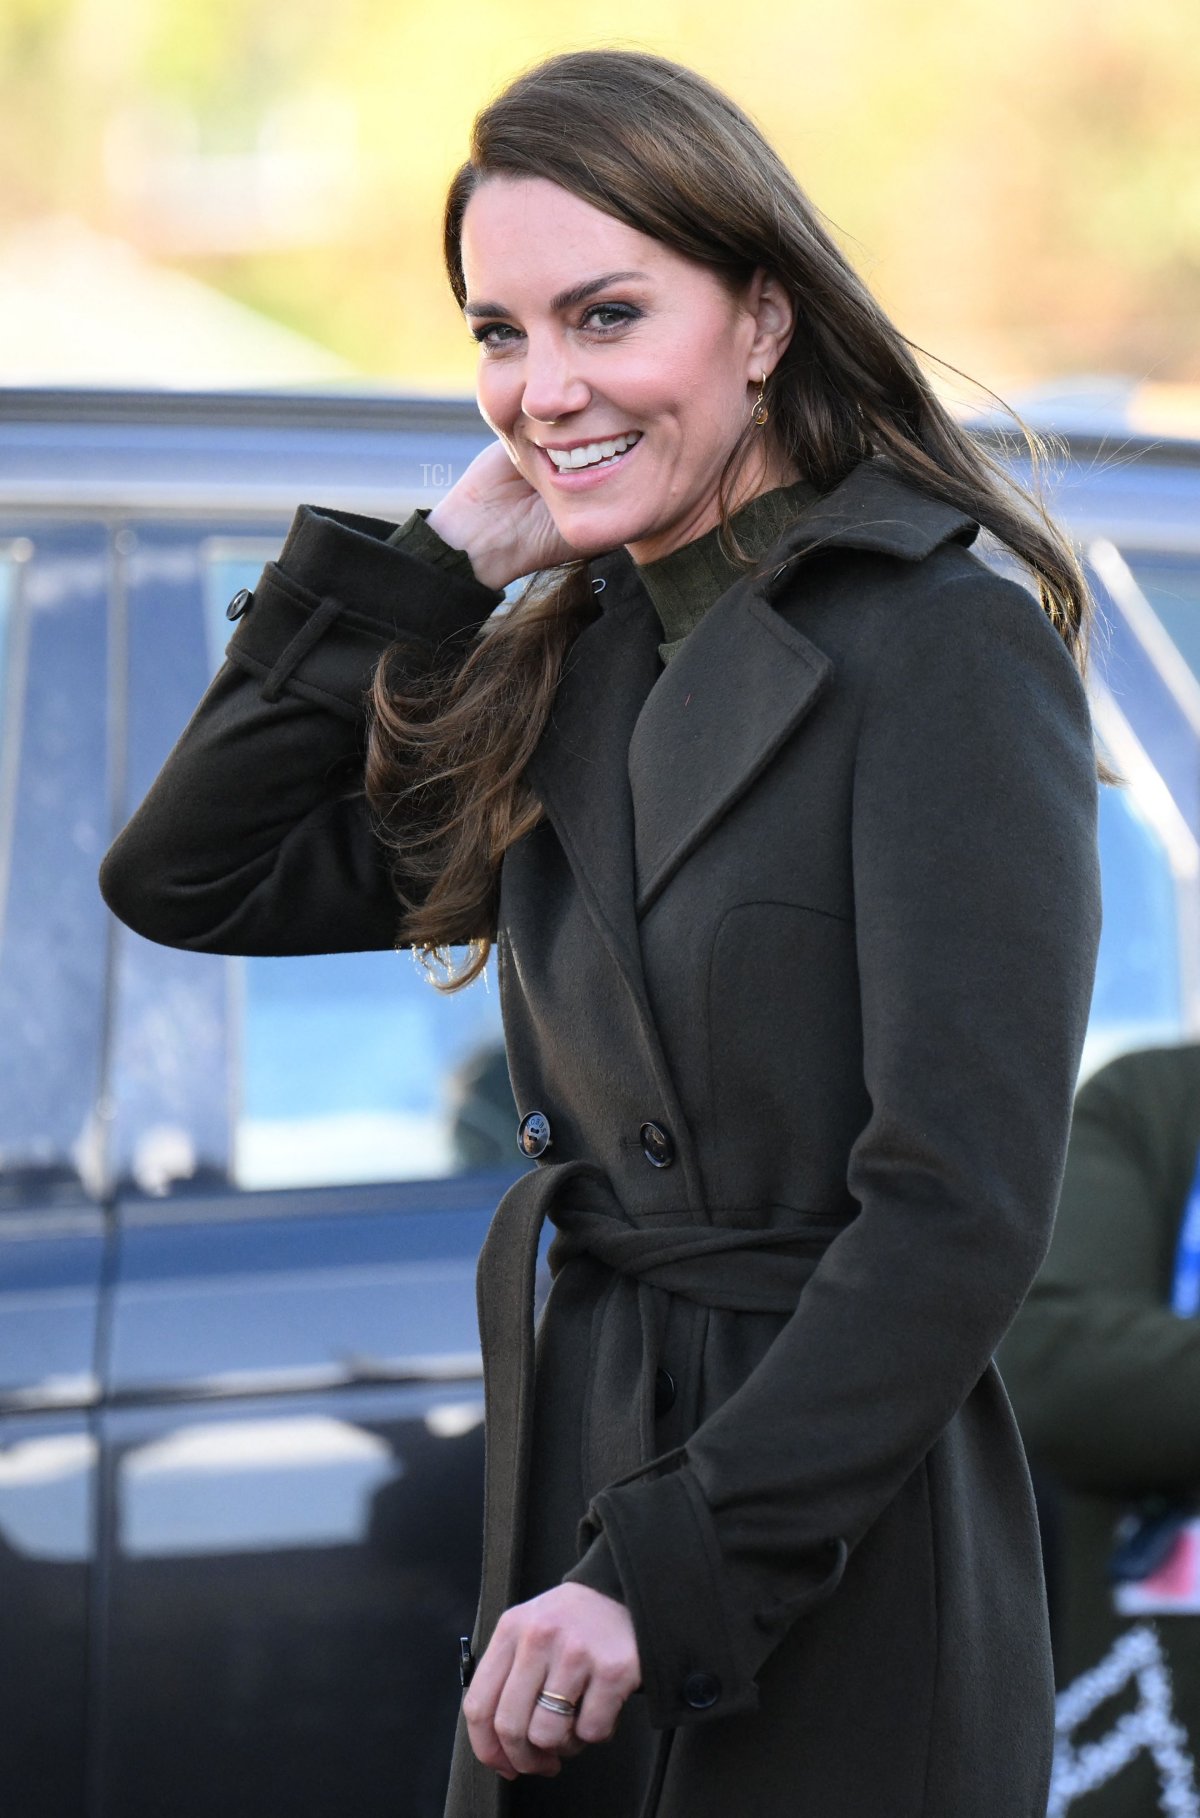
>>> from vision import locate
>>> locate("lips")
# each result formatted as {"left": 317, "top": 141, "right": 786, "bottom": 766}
{"left": 541, "top": 430, "right": 643, "bottom": 472}
{"left": 535, "top": 431, "right": 643, "bottom": 490}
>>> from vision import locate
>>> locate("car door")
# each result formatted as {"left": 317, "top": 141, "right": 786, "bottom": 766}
{"left": 95, "top": 518, "right": 518, "bottom": 1818}
{"left": 0, "top": 522, "right": 110, "bottom": 1818}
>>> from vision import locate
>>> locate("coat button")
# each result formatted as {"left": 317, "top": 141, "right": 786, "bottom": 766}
{"left": 682, "top": 1672, "right": 721, "bottom": 1710}
{"left": 639, "top": 1121, "right": 674, "bottom": 1168}
{"left": 654, "top": 1367, "right": 676, "bottom": 1417}
{"left": 517, "top": 1111, "right": 552, "bottom": 1159}
{"left": 225, "top": 587, "right": 253, "bottom": 621}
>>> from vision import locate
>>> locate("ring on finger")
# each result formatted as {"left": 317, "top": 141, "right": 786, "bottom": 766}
{"left": 535, "top": 1690, "right": 578, "bottom": 1719}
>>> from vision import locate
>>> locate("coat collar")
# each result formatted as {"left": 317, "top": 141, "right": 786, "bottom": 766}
{"left": 629, "top": 458, "right": 978, "bottom": 910}
{"left": 588, "top": 456, "right": 979, "bottom": 615}
{"left": 751, "top": 455, "right": 980, "bottom": 597}
{"left": 524, "top": 455, "right": 980, "bottom": 933}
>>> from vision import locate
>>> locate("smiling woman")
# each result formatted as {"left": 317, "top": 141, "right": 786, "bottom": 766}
{"left": 99, "top": 44, "right": 1103, "bottom": 1818}
{"left": 455, "top": 193, "right": 797, "bottom": 566}
{"left": 364, "top": 50, "right": 1096, "bottom": 998}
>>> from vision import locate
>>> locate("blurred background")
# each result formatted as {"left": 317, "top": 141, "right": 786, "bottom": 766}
{"left": 1, "top": 0, "right": 1197, "bottom": 404}
{"left": 3, "top": 12, "right": 1200, "bottom": 1818}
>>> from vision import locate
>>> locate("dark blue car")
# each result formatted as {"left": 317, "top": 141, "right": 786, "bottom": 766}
{"left": 0, "top": 385, "right": 1198, "bottom": 1817}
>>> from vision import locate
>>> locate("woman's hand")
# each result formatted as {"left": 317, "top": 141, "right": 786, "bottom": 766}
{"left": 426, "top": 439, "right": 593, "bottom": 590}
{"left": 462, "top": 1583, "right": 641, "bottom": 1781}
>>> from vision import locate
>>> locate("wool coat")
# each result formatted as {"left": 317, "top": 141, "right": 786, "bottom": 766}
{"left": 1000, "top": 1042, "right": 1200, "bottom": 1818}
{"left": 99, "top": 457, "right": 1103, "bottom": 1818}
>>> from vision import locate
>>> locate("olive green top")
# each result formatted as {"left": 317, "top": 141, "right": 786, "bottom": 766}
{"left": 388, "top": 474, "right": 819, "bottom": 664}
{"left": 633, "top": 477, "right": 817, "bottom": 662}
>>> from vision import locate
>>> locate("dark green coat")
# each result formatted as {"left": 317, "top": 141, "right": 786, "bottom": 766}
{"left": 1000, "top": 1043, "right": 1200, "bottom": 1818}
{"left": 100, "top": 458, "right": 1102, "bottom": 1818}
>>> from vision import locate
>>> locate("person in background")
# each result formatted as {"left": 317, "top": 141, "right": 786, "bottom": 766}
{"left": 1000, "top": 1041, "right": 1200, "bottom": 1818}
{"left": 449, "top": 1042, "right": 519, "bottom": 1173}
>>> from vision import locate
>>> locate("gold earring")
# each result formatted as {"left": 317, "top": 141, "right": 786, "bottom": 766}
{"left": 752, "top": 370, "right": 769, "bottom": 427}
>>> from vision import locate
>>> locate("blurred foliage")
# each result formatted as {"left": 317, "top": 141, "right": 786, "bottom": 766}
{"left": 0, "top": 0, "right": 1197, "bottom": 388}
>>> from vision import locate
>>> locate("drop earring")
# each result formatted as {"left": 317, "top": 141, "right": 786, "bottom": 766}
{"left": 752, "top": 370, "right": 769, "bottom": 427}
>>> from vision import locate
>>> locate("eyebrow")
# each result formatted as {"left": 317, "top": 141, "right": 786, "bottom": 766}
{"left": 463, "top": 270, "right": 651, "bottom": 319}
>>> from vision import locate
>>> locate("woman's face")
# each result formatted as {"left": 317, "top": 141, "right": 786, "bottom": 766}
{"left": 459, "top": 176, "right": 794, "bottom": 565}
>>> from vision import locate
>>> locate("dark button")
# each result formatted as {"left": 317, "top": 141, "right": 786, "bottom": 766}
{"left": 458, "top": 1636, "right": 475, "bottom": 1689}
{"left": 640, "top": 1121, "right": 674, "bottom": 1168}
{"left": 517, "top": 1110, "right": 552, "bottom": 1159}
{"left": 654, "top": 1367, "right": 676, "bottom": 1418}
{"left": 225, "top": 587, "right": 253, "bottom": 621}
{"left": 682, "top": 1671, "right": 721, "bottom": 1710}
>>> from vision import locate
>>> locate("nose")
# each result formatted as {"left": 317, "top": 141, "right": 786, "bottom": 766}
{"left": 520, "top": 335, "right": 589, "bottom": 427}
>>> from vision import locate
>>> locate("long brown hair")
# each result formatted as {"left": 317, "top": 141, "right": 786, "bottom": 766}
{"left": 366, "top": 47, "right": 1097, "bottom": 988}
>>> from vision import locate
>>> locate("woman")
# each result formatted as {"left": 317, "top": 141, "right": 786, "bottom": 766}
{"left": 99, "top": 47, "right": 1103, "bottom": 1818}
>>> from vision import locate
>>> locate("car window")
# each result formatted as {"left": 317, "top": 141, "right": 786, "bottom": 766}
{"left": 111, "top": 535, "right": 510, "bottom": 1197}
{"left": 1082, "top": 777, "right": 1187, "bottom": 1078}
{"left": 1120, "top": 552, "right": 1200, "bottom": 680}
{"left": 0, "top": 554, "right": 11, "bottom": 722}
{"left": 0, "top": 527, "right": 111, "bottom": 1202}
{"left": 1072, "top": 544, "right": 1200, "bottom": 1079}
{"left": 0, "top": 553, "right": 15, "bottom": 918}
{"left": 232, "top": 946, "right": 507, "bottom": 1188}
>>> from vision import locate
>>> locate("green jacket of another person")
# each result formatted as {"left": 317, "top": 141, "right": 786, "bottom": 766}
{"left": 1000, "top": 1041, "right": 1200, "bottom": 1818}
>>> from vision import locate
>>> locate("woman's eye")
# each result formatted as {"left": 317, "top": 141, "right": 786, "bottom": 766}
{"left": 470, "top": 302, "right": 639, "bottom": 351}
{"left": 582, "top": 303, "right": 639, "bottom": 332}
{"left": 471, "top": 322, "right": 519, "bottom": 350}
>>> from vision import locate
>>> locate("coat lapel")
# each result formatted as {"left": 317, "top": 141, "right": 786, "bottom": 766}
{"left": 526, "top": 457, "right": 979, "bottom": 935}
{"left": 628, "top": 459, "right": 979, "bottom": 914}
{"left": 628, "top": 584, "right": 833, "bottom": 915}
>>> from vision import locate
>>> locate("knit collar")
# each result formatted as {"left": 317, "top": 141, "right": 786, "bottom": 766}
{"left": 635, "top": 476, "right": 820, "bottom": 664}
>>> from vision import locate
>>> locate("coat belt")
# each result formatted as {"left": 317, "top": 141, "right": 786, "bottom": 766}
{"left": 469, "top": 1159, "right": 841, "bottom": 1668}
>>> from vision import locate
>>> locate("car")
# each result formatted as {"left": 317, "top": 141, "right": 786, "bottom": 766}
{"left": 1, "top": 383, "right": 1198, "bottom": 1818}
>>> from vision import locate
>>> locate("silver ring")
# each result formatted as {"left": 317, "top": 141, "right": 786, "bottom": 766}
{"left": 536, "top": 1690, "right": 578, "bottom": 1719}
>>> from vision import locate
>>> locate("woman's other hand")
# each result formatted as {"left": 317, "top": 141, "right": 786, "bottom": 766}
{"left": 461, "top": 1582, "right": 641, "bottom": 1780}
{"left": 426, "top": 439, "right": 587, "bottom": 591}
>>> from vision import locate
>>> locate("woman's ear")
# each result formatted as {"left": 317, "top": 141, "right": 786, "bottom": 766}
{"left": 746, "top": 267, "right": 795, "bottom": 378}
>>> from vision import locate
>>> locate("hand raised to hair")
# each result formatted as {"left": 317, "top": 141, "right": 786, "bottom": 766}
{"left": 426, "top": 439, "right": 603, "bottom": 591}
{"left": 462, "top": 1583, "right": 641, "bottom": 1781}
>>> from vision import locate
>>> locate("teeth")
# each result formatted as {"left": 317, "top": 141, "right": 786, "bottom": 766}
{"left": 547, "top": 431, "right": 641, "bottom": 471}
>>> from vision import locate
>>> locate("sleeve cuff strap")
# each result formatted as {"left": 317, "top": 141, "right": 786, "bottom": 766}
{"left": 580, "top": 1462, "right": 761, "bottom": 1729}
{"left": 225, "top": 566, "right": 415, "bottom": 715}
{"left": 224, "top": 529, "right": 501, "bottom": 714}
{"left": 578, "top": 1456, "right": 849, "bottom": 1730}
{"left": 276, "top": 501, "right": 503, "bottom": 643}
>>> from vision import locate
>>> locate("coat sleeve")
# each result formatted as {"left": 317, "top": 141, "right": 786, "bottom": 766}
{"left": 98, "top": 503, "right": 503, "bottom": 957}
{"left": 998, "top": 1049, "right": 1200, "bottom": 1493}
{"left": 568, "top": 567, "right": 1103, "bottom": 1728}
